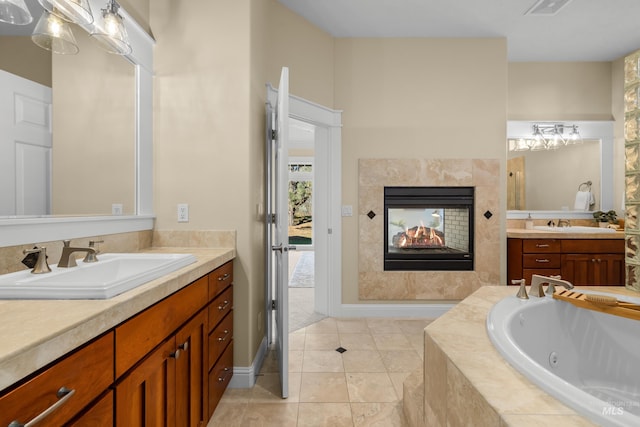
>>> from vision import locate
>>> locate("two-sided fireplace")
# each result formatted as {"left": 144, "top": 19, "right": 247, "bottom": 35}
{"left": 383, "top": 186, "right": 474, "bottom": 271}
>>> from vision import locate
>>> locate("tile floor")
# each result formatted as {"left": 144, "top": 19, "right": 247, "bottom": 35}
{"left": 208, "top": 317, "right": 433, "bottom": 426}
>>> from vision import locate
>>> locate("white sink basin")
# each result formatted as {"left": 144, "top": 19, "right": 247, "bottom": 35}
{"left": 533, "top": 225, "right": 617, "bottom": 233}
{"left": 0, "top": 253, "right": 196, "bottom": 299}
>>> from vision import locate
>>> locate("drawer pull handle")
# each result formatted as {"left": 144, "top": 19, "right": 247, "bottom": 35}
{"left": 535, "top": 259, "right": 550, "bottom": 263}
{"left": 535, "top": 244, "right": 550, "bottom": 248}
{"left": 8, "top": 387, "right": 75, "bottom": 427}
{"left": 217, "top": 329, "right": 230, "bottom": 342}
{"left": 169, "top": 349, "right": 181, "bottom": 359}
{"left": 218, "top": 300, "right": 230, "bottom": 311}
{"left": 218, "top": 273, "right": 230, "bottom": 282}
{"left": 179, "top": 341, "right": 189, "bottom": 352}
{"left": 218, "top": 367, "right": 232, "bottom": 383}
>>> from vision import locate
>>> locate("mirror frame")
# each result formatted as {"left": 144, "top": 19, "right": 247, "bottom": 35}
{"left": 506, "top": 120, "right": 615, "bottom": 219}
{"left": 0, "top": 1, "right": 155, "bottom": 247}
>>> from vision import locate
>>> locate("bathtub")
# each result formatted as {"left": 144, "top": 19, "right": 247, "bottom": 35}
{"left": 487, "top": 290, "right": 640, "bottom": 427}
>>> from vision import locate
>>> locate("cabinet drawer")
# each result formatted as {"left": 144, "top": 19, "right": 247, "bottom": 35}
{"left": 68, "top": 390, "right": 113, "bottom": 427}
{"left": 523, "top": 254, "right": 561, "bottom": 268}
{"left": 523, "top": 239, "right": 560, "bottom": 253}
{"left": 209, "top": 285, "right": 233, "bottom": 332}
{"left": 561, "top": 239, "right": 624, "bottom": 253}
{"left": 208, "top": 312, "right": 233, "bottom": 371}
{"left": 115, "top": 275, "right": 208, "bottom": 377}
{"left": 208, "top": 341, "right": 233, "bottom": 418}
{"left": 209, "top": 261, "right": 233, "bottom": 300}
{"left": 0, "top": 332, "right": 114, "bottom": 427}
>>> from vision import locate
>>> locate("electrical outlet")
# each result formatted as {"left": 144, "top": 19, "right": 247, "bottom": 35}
{"left": 112, "top": 203, "right": 123, "bottom": 215}
{"left": 177, "top": 204, "right": 189, "bottom": 222}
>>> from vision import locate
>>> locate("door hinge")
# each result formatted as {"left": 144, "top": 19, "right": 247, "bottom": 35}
{"left": 266, "top": 213, "right": 276, "bottom": 224}
{"left": 271, "top": 300, "right": 276, "bottom": 310}
{"left": 271, "top": 129, "right": 277, "bottom": 140}
{"left": 328, "top": 228, "right": 333, "bottom": 234}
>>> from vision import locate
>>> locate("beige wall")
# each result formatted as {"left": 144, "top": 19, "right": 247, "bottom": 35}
{"left": 0, "top": 36, "right": 51, "bottom": 87}
{"left": 52, "top": 28, "right": 135, "bottom": 215}
{"left": 508, "top": 62, "right": 613, "bottom": 121}
{"left": 335, "top": 38, "right": 508, "bottom": 302}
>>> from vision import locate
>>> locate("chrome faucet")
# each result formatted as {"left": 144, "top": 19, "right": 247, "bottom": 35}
{"left": 530, "top": 274, "right": 574, "bottom": 297}
{"left": 57, "top": 240, "right": 99, "bottom": 268}
{"left": 557, "top": 219, "right": 571, "bottom": 228}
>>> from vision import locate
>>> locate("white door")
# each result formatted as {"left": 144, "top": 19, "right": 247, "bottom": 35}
{"left": 0, "top": 70, "right": 52, "bottom": 216}
{"left": 267, "top": 67, "right": 290, "bottom": 398}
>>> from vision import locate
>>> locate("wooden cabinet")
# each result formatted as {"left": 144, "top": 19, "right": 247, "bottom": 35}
{"left": 0, "top": 332, "right": 114, "bottom": 427}
{"left": 508, "top": 238, "right": 624, "bottom": 286}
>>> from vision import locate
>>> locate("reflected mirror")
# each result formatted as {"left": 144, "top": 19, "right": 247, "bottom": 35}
{"left": 0, "top": 0, "right": 134, "bottom": 218}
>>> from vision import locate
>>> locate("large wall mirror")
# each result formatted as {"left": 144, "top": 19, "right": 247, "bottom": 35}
{"left": 0, "top": 0, "right": 154, "bottom": 246}
{"left": 506, "top": 121, "right": 615, "bottom": 219}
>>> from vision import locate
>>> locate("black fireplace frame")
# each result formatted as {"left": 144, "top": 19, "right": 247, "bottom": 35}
{"left": 383, "top": 186, "right": 474, "bottom": 271}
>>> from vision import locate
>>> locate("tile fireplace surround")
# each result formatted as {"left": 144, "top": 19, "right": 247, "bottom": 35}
{"left": 358, "top": 159, "right": 500, "bottom": 301}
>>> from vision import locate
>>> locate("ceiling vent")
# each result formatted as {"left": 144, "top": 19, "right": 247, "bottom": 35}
{"left": 525, "top": 0, "right": 573, "bottom": 15}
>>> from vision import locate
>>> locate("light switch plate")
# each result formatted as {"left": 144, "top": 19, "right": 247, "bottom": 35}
{"left": 341, "top": 205, "right": 353, "bottom": 217}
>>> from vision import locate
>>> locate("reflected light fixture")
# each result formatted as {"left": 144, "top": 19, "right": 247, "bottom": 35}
{"left": 529, "top": 125, "right": 547, "bottom": 151}
{"left": 0, "top": 0, "right": 33, "bottom": 25}
{"left": 37, "top": 0, "right": 93, "bottom": 25}
{"left": 31, "top": 9, "right": 79, "bottom": 54}
{"left": 90, "top": 0, "right": 131, "bottom": 55}
{"left": 508, "top": 123, "right": 582, "bottom": 152}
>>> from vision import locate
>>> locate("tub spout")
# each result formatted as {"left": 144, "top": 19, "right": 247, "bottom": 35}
{"left": 530, "top": 274, "right": 574, "bottom": 297}
{"left": 544, "top": 275, "right": 574, "bottom": 295}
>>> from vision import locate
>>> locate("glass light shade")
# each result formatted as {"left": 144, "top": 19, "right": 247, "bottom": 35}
{"left": 513, "top": 138, "right": 531, "bottom": 151}
{"left": 0, "top": 0, "right": 33, "bottom": 25}
{"left": 567, "top": 126, "right": 582, "bottom": 144}
{"left": 38, "top": 0, "right": 93, "bottom": 25}
{"left": 31, "top": 10, "right": 79, "bottom": 55}
{"left": 90, "top": 1, "right": 131, "bottom": 55}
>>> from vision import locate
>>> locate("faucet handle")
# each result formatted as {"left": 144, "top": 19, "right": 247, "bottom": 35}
{"left": 512, "top": 279, "right": 528, "bottom": 300}
{"left": 84, "top": 240, "right": 103, "bottom": 263}
{"left": 88, "top": 240, "right": 103, "bottom": 252}
{"left": 63, "top": 239, "right": 71, "bottom": 247}
{"left": 22, "top": 246, "right": 52, "bottom": 274}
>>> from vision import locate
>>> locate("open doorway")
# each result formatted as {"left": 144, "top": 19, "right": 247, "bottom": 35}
{"left": 287, "top": 119, "right": 325, "bottom": 331}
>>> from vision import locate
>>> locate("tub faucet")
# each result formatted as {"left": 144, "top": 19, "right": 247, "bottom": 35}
{"left": 557, "top": 219, "right": 571, "bottom": 227}
{"left": 57, "top": 240, "right": 98, "bottom": 268}
{"left": 530, "top": 274, "right": 574, "bottom": 297}
{"left": 22, "top": 246, "right": 52, "bottom": 274}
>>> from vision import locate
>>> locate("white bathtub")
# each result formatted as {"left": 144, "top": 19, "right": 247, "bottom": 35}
{"left": 487, "top": 290, "right": 640, "bottom": 427}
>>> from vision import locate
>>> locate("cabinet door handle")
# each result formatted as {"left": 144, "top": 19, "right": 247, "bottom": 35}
{"left": 218, "top": 273, "right": 230, "bottom": 282}
{"left": 8, "top": 387, "right": 75, "bottom": 427}
{"left": 169, "top": 349, "right": 181, "bottom": 359}
{"left": 178, "top": 341, "right": 189, "bottom": 352}
{"left": 535, "top": 259, "right": 550, "bottom": 263}
{"left": 218, "top": 300, "right": 230, "bottom": 311}
{"left": 217, "top": 329, "right": 230, "bottom": 342}
{"left": 218, "top": 367, "right": 232, "bottom": 383}
{"left": 535, "top": 244, "right": 550, "bottom": 248}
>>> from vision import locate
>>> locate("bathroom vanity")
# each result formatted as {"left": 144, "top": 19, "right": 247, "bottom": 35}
{"left": 0, "top": 247, "right": 235, "bottom": 426}
{"left": 507, "top": 230, "right": 625, "bottom": 285}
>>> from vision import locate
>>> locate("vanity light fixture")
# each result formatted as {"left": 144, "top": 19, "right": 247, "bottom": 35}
{"left": 90, "top": 0, "right": 131, "bottom": 55}
{"left": 529, "top": 125, "right": 547, "bottom": 151}
{"left": 508, "top": 123, "right": 582, "bottom": 151}
{"left": 31, "top": 9, "right": 79, "bottom": 55}
{"left": 37, "top": 0, "right": 93, "bottom": 26}
{"left": 0, "top": 0, "right": 33, "bottom": 25}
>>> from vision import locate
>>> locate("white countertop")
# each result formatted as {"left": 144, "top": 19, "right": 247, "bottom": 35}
{"left": 0, "top": 247, "right": 235, "bottom": 391}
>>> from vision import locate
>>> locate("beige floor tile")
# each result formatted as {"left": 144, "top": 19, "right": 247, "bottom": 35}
{"left": 241, "top": 402, "right": 299, "bottom": 427}
{"left": 351, "top": 402, "right": 408, "bottom": 427}
{"left": 260, "top": 350, "right": 278, "bottom": 374}
{"left": 342, "top": 350, "right": 386, "bottom": 373}
{"left": 388, "top": 372, "right": 412, "bottom": 399}
{"left": 339, "top": 333, "right": 376, "bottom": 350}
{"left": 305, "top": 318, "right": 338, "bottom": 334}
{"left": 346, "top": 373, "right": 398, "bottom": 403}
{"left": 304, "top": 333, "right": 340, "bottom": 350}
{"left": 372, "top": 333, "right": 413, "bottom": 351}
{"left": 302, "top": 350, "right": 345, "bottom": 372}
{"left": 395, "top": 319, "right": 433, "bottom": 334}
{"left": 297, "top": 403, "right": 354, "bottom": 427}
{"left": 251, "top": 372, "right": 301, "bottom": 403}
{"left": 407, "top": 333, "right": 425, "bottom": 358}
{"left": 299, "top": 372, "right": 350, "bottom": 403}
{"left": 336, "top": 318, "right": 370, "bottom": 334}
{"left": 379, "top": 350, "right": 423, "bottom": 372}
{"left": 219, "top": 386, "right": 252, "bottom": 404}
{"left": 207, "top": 402, "right": 249, "bottom": 426}
{"left": 366, "top": 318, "right": 403, "bottom": 334}
{"left": 289, "top": 350, "right": 303, "bottom": 372}
{"left": 289, "top": 333, "right": 306, "bottom": 350}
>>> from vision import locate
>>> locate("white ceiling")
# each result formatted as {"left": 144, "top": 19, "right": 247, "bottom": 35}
{"left": 276, "top": 0, "right": 640, "bottom": 62}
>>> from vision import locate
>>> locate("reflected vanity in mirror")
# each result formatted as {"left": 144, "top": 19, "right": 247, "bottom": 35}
{"left": 0, "top": 0, "right": 154, "bottom": 246}
{"left": 506, "top": 121, "right": 615, "bottom": 219}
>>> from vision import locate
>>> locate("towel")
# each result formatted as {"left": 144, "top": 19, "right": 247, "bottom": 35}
{"left": 574, "top": 191, "right": 591, "bottom": 211}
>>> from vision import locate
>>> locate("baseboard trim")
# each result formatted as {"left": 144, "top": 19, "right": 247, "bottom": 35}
{"left": 331, "top": 303, "right": 454, "bottom": 318}
{"left": 228, "top": 336, "right": 268, "bottom": 389}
